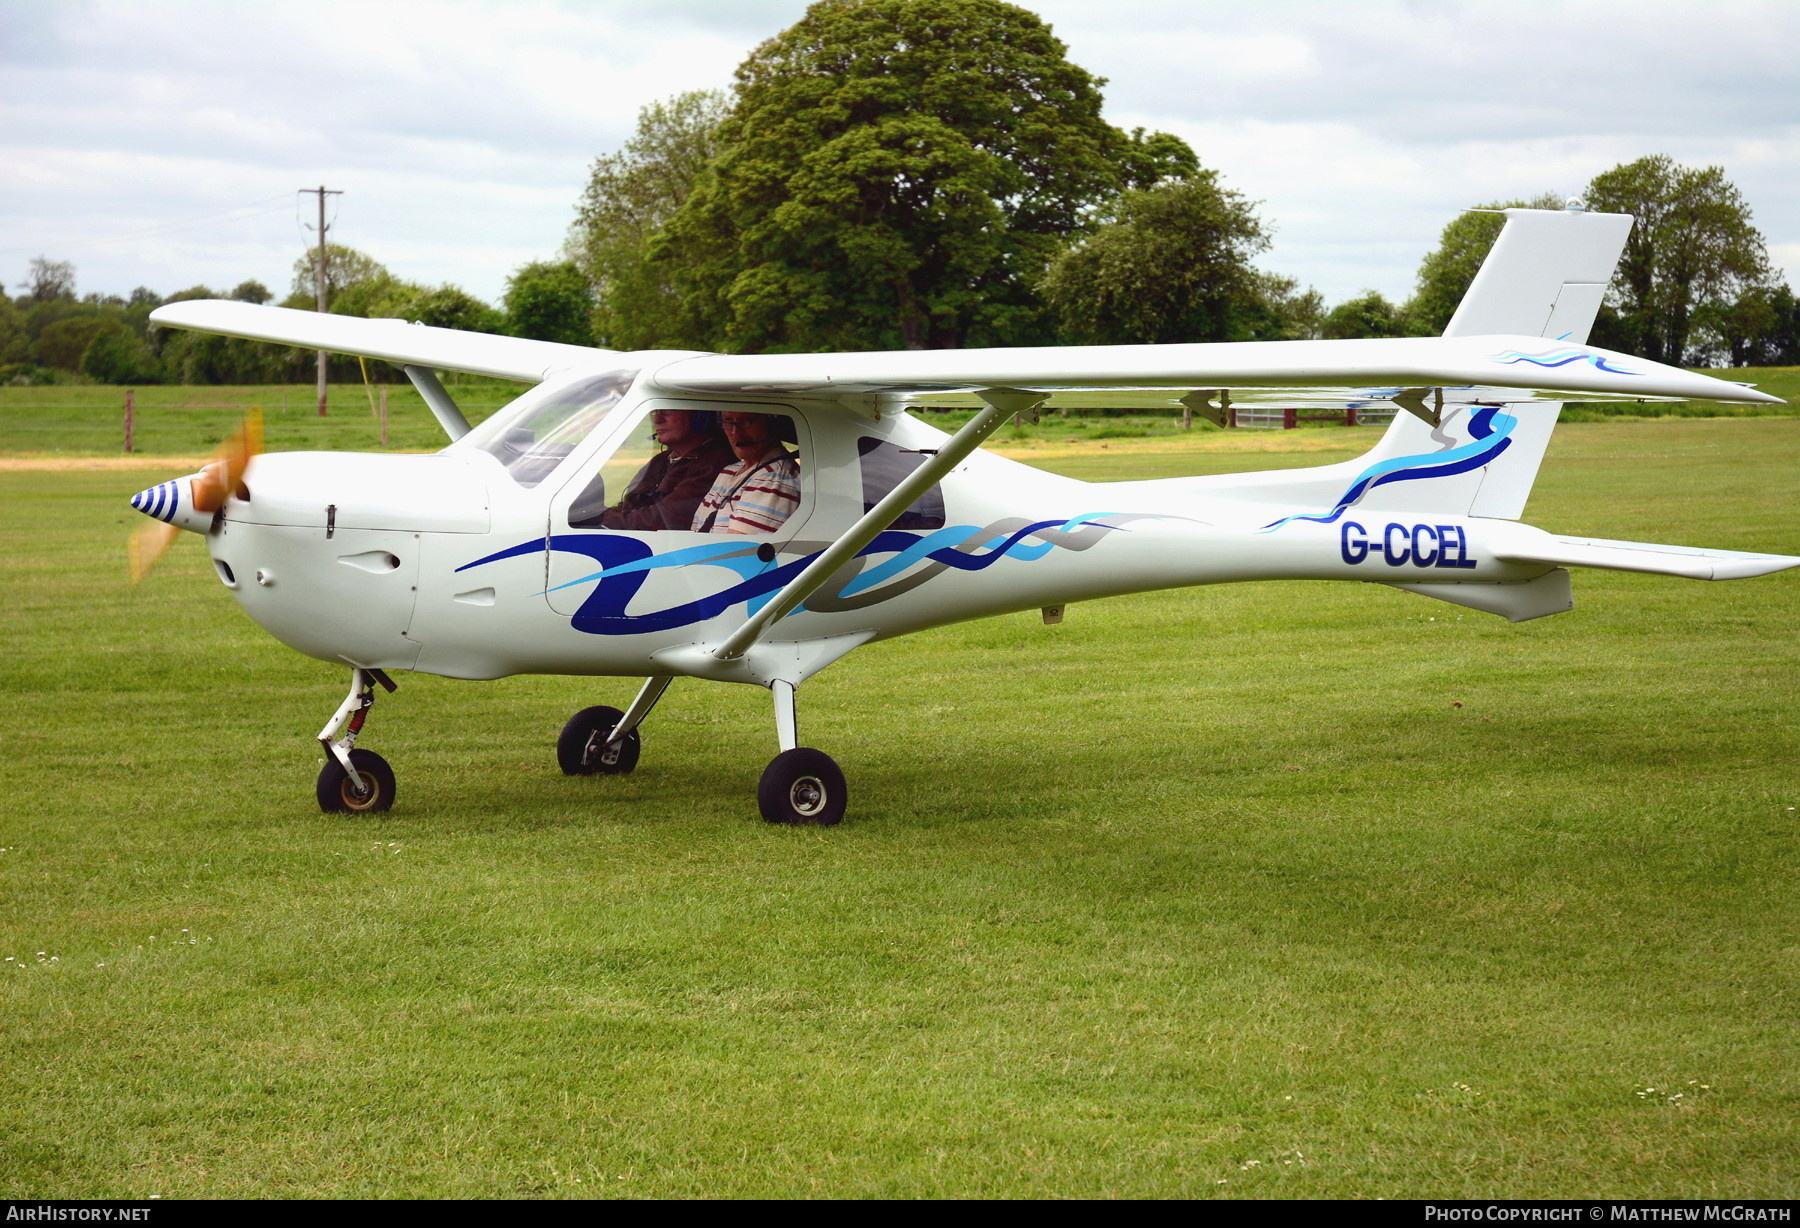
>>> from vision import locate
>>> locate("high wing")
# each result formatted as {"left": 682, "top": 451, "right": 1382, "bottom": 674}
{"left": 149, "top": 300, "right": 1777, "bottom": 409}
{"left": 148, "top": 300, "right": 613, "bottom": 383}
{"left": 650, "top": 335, "right": 1780, "bottom": 407}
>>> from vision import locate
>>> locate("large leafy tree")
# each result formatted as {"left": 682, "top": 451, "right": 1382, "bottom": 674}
{"left": 657, "top": 0, "right": 1194, "bottom": 352}
{"left": 1038, "top": 172, "right": 1272, "bottom": 345}
{"left": 573, "top": 89, "right": 730, "bottom": 350}
{"left": 1584, "top": 156, "right": 1772, "bottom": 364}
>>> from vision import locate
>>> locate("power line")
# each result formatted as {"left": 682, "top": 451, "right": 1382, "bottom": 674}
{"left": 0, "top": 193, "right": 300, "bottom": 255}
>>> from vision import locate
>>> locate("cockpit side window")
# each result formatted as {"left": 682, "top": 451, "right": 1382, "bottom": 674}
{"left": 563, "top": 405, "right": 808, "bottom": 535}
{"left": 857, "top": 437, "right": 946, "bottom": 530}
{"left": 458, "top": 369, "right": 638, "bottom": 488}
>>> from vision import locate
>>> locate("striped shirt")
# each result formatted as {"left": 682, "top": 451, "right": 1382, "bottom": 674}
{"left": 692, "top": 447, "right": 801, "bottom": 534}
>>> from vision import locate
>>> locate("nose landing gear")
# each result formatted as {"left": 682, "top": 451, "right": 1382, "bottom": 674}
{"left": 316, "top": 667, "right": 398, "bottom": 814}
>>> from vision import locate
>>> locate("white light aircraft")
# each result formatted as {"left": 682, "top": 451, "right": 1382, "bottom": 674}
{"left": 136, "top": 207, "right": 1794, "bottom": 824}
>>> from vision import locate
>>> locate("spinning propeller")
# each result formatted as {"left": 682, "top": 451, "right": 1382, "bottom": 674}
{"left": 128, "top": 409, "right": 263, "bottom": 585}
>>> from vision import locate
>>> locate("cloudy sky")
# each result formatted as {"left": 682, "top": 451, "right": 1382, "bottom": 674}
{"left": 4, "top": 0, "right": 1795, "bottom": 313}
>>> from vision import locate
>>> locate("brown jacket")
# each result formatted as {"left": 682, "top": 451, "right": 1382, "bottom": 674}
{"left": 600, "top": 435, "right": 735, "bottom": 531}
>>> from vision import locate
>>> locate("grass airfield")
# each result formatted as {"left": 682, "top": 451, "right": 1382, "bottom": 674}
{"left": 1, "top": 412, "right": 1796, "bottom": 1198}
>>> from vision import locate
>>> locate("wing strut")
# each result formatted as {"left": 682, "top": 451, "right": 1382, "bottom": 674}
{"left": 402, "top": 365, "right": 473, "bottom": 441}
{"left": 711, "top": 388, "right": 1044, "bottom": 662}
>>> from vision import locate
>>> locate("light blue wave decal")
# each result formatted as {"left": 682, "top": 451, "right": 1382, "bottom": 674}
{"left": 1260, "top": 405, "right": 1518, "bottom": 531}
{"left": 1491, "top": 347, "right": 1637, "bottom": 375}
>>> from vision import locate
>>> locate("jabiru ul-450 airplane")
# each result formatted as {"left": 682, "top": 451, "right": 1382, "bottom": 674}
{"left": 133, "top": 206, "right": 1795, "bottom": 825}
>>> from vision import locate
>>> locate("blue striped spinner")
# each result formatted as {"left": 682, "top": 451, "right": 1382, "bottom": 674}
{"left": 131, "top": 480, "right": 181, "bottom": 524}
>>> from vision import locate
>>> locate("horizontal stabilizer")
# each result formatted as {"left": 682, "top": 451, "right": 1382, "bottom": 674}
{"left": 149, "top": 301, "right": 611, "bottom": 382}
{"left": 1490, "top": 528, "right": 1800, "bottom": 580}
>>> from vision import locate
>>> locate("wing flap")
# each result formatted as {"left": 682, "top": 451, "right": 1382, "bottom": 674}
{"left": 149, "top": 300, "right": 611, "bottom": 382}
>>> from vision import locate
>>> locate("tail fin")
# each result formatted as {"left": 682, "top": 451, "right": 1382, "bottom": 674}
{"left": 1352, "top": 206, "right": 1633, "bottom": 521}
{"left": 1443, "top": 206, "right": 1632, "bottom": 342}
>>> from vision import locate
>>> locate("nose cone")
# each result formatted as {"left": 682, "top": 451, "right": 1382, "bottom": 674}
{"left": 130, "top": 480, "right": 182, "bottom": 524}
{"left": 129, "top": 473, "right": 215, "bottom": 535}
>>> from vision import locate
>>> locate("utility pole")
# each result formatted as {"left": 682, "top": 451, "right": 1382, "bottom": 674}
{"left": 300, "top": 185, "right": 343, "bottom": 417}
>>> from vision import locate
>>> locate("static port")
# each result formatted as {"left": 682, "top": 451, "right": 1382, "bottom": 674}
{"left": 214, "top": 559, "right": 237, "bottom": 587}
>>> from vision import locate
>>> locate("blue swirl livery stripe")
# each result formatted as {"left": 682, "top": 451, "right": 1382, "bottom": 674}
{"left": 457, "top": 514, "right": 1138, "bottom": 636}
{"left": 1261, "top": 406, "right": 1518, "bottom": 531}
{"left": 1490, "top": 347, "right": 1637, "bottom": 376}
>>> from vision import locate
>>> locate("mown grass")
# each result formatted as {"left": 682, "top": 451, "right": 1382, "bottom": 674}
{"left": 0, "top": 418, "right": 1795, "bottom": 1198}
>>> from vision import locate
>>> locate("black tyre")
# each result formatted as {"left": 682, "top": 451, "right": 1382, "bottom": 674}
{"left": 757, "top": 747, "right": 846, "bottom": 826}
{"left": 558, "top": 705, "right": 640, "bottom": 776}
{"left": 317, "top": 749, "right": 396, "bottom": 814}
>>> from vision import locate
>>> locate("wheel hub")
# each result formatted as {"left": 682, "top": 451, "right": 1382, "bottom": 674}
{"left": 584, "top": 731, "right": 622, "bottom": 768}
{"left": 789, "top": 775, "right": 826, "bottom": 818}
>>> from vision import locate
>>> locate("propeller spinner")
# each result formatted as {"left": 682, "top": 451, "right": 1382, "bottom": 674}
{"left": 128, "top": 409, "right": 263, "bottom": 585}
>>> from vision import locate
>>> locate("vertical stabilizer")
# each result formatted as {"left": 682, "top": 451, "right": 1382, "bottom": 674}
{"left": 1442, "top": 207, "right": 1632, "bottom": 344}
{"left": 1369, "top": 207, "right": 1634, "bottom": 520}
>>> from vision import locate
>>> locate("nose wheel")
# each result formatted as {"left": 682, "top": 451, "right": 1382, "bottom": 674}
{"left": 318, "top": 748, "right": 396, "bottom": 813}
{"left": 315, "top": 667, "right": 398, "bottom": 814}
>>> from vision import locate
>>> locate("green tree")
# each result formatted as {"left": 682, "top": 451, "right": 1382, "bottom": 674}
{"left": 1038, "top": 172, "right": 1270, "bottom": 345}
{"left": 80, "top": 319, "right": 162, "bottom": 384}
{"left": 229, "top": 280, "right": 273, "bottom": 305}
{"left": 1585, "top": 156, "right": 1772, "bottom": 364}
{"left": 1406, "top": 193, "right": 1562, "bottom": 334}
{"left": 1693, "top": 281, "right": 1800, "bottom": 367}
{"left": 657, "top": 0, "right": 1195, "bottom": 352}
{"left": 503, "top": 260, "right": 595, "bottom": 346}
{"left": 1239, "top": 272, "right": 1325, "bottom": 342}
{"left": 401, "top": 285, "right": 504, "bottom": 333}
{"left": 291, "top": 244, "right": 390, "bottom": 304}
{"left": 34, "top": 315, "right": 112, "bottom": 370}
{"left": 1319, "top": 291, "right": 1411, "bottom": 340}
{"left": 0, "top": 295, "right": 28, "bottom": 364}
{"left": 573, "top": 89, "right": 730, "bottom": 349}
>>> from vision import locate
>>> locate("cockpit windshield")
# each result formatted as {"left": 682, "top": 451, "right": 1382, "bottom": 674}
{"left": 455, "top": 369, "right": 638, "bottom": 487}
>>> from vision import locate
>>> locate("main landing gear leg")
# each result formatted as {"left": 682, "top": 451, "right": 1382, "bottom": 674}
{"left": 558, "top": 676, "right": 671, "bottom": 776}
{"left": 316, "top": 667, "right": 398, "bottom": 814}
{"left": 758, "top": 679, "right": 846, "bottom": 826}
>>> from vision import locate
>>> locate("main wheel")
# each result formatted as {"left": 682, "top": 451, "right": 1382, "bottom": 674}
{"left": 558, "top": 705, "right": 640, "bottom": 776}
{"left": 317, "top": 749, "right": 396, "bottom": 814}
{"left": 758, "top": 747, "right": 846, "bottom": 826}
